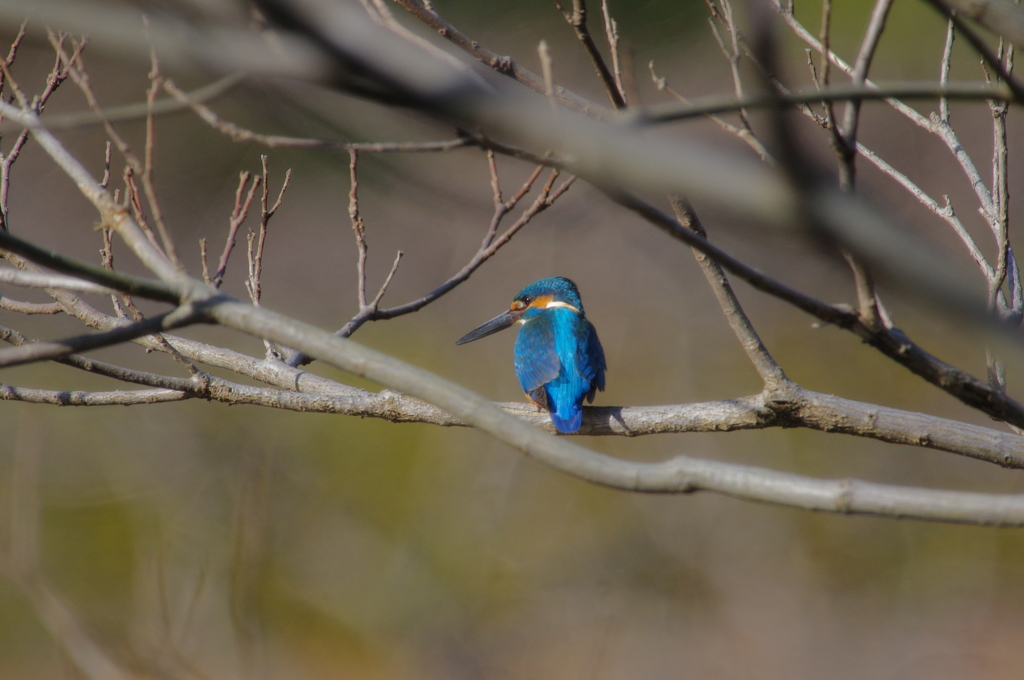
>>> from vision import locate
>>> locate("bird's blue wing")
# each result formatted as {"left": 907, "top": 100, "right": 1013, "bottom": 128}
{"left": 578, "top": 319, "right": 606, "bottom": 402}
{"left": 513, "top": 313, "right": 561, "bottom": 396}
{"left": 514, "top": 308, "right": 606, "bottom": 433}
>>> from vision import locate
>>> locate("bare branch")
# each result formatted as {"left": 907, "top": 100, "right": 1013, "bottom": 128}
{"left": 348, "top": 149, "right": 369, "bottom": 310}
{"left": 0, "top": 27, "right": 77, "bottom": 232}
{"left": 287, "top": 155, "right": 566, "bottom": 367}
{"left": 1, "top": 329, "right": 1021, "bottom": 471}
{"left": 0, "top": 384, "right": 188, "bottom": 405}
{"left": 0, "top": 73, "right": 243, "bottom": 134}
{"left": 600, "top": 0, "right": 627, "bottom": 103}
{"left": 708, "top": 0, "right": 757, "bottom": 137}
{"left": 162, "top": 78, "right": 476, "bottom": 152}
{"left": 538, "top": 40, "right": 556, "bottom": 107}
{"left": 215, "top": 171, "right": 261, "bottom": 288}
{"left": 609, "top": 191, "right": 1024, "bottom": 430}
{"left": 0, "top": 268, "right": 116, "bottom": 295}
{"left": 0, "top": 305, "right": 202, "bottom": 368}
{"left": 634, "top": 81, "right": 1012, "bottom": 124}
{"left": 926, "top": 0, "right": 1024, "bottom": 68}
{"left": 555, "top": 0, "right": 627, "bottom": 108}
{"left": 368, "top": 250, "right": 403, "bottom": 309}
{"left": 940, "top": 19, "right": 955, "bottom": 124}
{"left": 210, "top": 298, "right": 1024, "bottom": 525}
{"left": 50, "top": 34, "right": 180, "bottom": 268}
{"left": 393, "top": 0, "right": 614, "bottom": 119}
{"left": 142, "top": 40, "right": 176, "bottom": 260}
{"left": 839, "top": 0, "right": 894, "bottom": 159}
{"left": 648, "top": 60, "right": 772, "bottom": 162}
{"left": 0, "top": 298, "right": 63, "bottom": 314}
{"left": 671, "top": 199, "right": 789, "bottom": 389}
{"left": 0, "top": 228, "right": 179, "bottom": 304}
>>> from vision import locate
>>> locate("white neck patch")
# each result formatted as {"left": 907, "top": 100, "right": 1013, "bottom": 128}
{"left": 544, "top": 300, "right": 581, "bottom": 313}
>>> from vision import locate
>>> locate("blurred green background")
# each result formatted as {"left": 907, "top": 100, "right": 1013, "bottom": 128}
{"left": 2, "top": 0, "right": 1024, "bottom": 678}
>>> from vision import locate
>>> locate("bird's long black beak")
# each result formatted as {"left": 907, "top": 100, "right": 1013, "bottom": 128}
{"left": 455, "top": 309, "right": 521, "bottom": 345}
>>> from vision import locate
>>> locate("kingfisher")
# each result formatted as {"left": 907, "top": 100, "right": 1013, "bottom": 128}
{"left": 456, "top": 277, "right": 606, "bottom": 433}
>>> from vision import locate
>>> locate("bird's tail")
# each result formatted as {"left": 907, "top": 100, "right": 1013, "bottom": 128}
{"left": 548, "top": 403, "right": 583, "bottom": 433}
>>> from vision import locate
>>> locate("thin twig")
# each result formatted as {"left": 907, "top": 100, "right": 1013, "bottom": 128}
{"left": 555, "top": 0, "right": 627, "bottom": 108}
{"left": 0, "top": 74, "right": 244, "bottom": 133}
{"left": 632, "top": 80, "right": 1012, "bottom": 124}
{"left": 248, "top": 155, "right": 290, "bottom": 308}
{"left": 0, "top": 305, "right": 202, "bottom": 369}
{"left": 140, "top": 39, "right": 181, "bottom": 268}
{"left": 600, "top": 0, "right": 627, "bottom": 103}
{"left": 648, "top": 61, "right": 772, "bottom": 162}
{"left": 215, "top": 171, "right": 262, "bottom": 288}
{"left": 0, "top": 28, "right": 77, "bottom": 232}
{"left": 818, "top": 0, "right": 837, "bottom": 131}
{"left": 940, "top": 19, "right": 955, "bottom": 124}
{"left": 161, "top": 78, "right": 477, "bottom": 152}
{"left": 347, "top": 149, "right": 369, "bottom": 310}
{"left": 709, "top": 0, "right": 757, "bottom": 137}
{"left": 285, "top": 155, "right": 566, "bottom": 366}
{"left": 393, "top": 0, "right": 614, "bottom": 119}
{"left": 838, "top": 0, "right": 895, "bottom": 166}
{"left": 672, "top": 198, "right": 790, "bottom": 389}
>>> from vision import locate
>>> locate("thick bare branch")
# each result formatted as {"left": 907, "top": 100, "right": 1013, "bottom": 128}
{"left": 209, "top": 298, "right": 1024, "bottom": 525}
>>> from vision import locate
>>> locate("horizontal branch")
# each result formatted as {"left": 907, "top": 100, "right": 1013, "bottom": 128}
{"left": 0, "top": 305, "right": 202, "bottom": 368}
{"left": 0, "top": 72, "right": 244, "bottom": 133}
{"left": 163, "top": 78, "right": 477, "bottom": 152}
{"left": 206, "top": 297, "right": 1024, "bottom": 525}
{"left": 0, "top": 267, "right": 115, "bottom": 295}
{"left": 0, "top": 297, "right": 63, "bottom": 314}
{"left": 0, "top": 227, "right": 179, "bottom": 303}
{"left": 4, "top": 1, "right": 1023, "bottom": 526}
{"left": 631, "top": 81, "right": 1014, "bottom": 125}
{"left": 5, "top": 268, "right": 1022, "bottom": 523}
{"left": 612, "top": 192, "right": 1024, "bottom": 430}
{"left": 4, "top": 315, "right": 1017, "bottom": 468}
{"left": 0, "top": 384, "right": 187, "bottom": 405}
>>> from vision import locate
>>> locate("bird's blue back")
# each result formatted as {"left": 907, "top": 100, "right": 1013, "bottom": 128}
{"left": 514, "top": 306, "right": 606, "bottom": 433}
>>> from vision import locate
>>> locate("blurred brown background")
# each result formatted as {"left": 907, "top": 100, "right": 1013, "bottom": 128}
{"left": 2, "top": 0, "right": 1024, "bottom": 678}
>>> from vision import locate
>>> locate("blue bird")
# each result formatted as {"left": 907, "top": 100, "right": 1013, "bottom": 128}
{"left": 456, "top": 277, "right": 606, "bottom": 433}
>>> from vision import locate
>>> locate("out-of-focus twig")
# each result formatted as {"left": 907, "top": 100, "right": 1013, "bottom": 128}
{"left": 392, "top": 0, "right": 614, "bottom": 120}
{"left": 162, "top": 78, "right": 476, "bottom": 152}
{"left": 648, "top": 60, "right": 772, "bottom": 161}
{"left": 0, "top": 73, "right": 244, "bottom": 133}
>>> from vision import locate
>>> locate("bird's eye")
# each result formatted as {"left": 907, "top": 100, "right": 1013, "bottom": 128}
{"left": 522, "top": 296, "right": 532, "bottom": 304}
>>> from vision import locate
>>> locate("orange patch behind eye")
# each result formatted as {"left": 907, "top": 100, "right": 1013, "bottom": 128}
{"left": 528, "top": 295, "right": 554, "bottom": 309}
